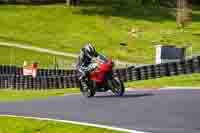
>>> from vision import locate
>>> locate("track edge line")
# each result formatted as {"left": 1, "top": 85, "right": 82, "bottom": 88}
{"left": 0, "top": 114, "right": 149, "bottom": 133}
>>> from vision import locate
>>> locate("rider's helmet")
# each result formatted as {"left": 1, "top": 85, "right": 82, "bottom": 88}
{"left": 82, "top": 43, "right": 98, "bottom": 60}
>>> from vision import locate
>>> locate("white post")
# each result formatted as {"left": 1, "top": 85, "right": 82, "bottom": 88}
{"left": 155, "top": 45, "right": 162, "bottom": 64}
{"left": 66, "top": 0, "right": 70, "bottom": 6}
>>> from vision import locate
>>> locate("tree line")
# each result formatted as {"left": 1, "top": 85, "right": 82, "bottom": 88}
{"left": 67, "top": 0, "right": 199, "bottom": 7}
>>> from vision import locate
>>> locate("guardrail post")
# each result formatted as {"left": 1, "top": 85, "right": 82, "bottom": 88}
{"left": 155, "top": 64, "right": 161, "bottom": 78}
{"left": 186, "top": 59, "right": 194, "bottom": 74}
{"left": 140, "top": 66, "right": 147, "bottom": 80}
{"left": 159, "top": 63, "right": 166, "bottom": 77}
{"left": 126, "top": 67, "right": 133, "bottom": 81}
{"left": 148, "top": 65, "right": 156, "bottom": 79}
{"left": 23, "top": 76, "right": 27, "bottom": 89}
{"left": 66, "top": 77, "right": 70, "bottom": 88}
{"left": 135, "top": 68, "right": 141, "bottom": 80}
{"left": 190, "top": 58, "right": 198, "bottom": 73}
{"left": 121, "top": 69, "right": 127, "bottom": 82}
{"left": 194, "top": 56, "right": 200, "bottom": 72}
{"left": 0, "top": 76, "right": 3, "bottom": 88}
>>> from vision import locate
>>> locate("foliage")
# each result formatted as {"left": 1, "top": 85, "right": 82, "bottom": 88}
{"left": 135, "top": 0, "right": 176, "bottom": 7}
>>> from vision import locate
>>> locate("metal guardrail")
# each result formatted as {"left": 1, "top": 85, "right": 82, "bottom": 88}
{"left": 0, "top": 56, "right": 200, "bottom": 89}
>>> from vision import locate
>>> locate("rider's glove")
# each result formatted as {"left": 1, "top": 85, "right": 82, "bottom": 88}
{"left": 87, "top": 63, "right": 98, "bottom": 72}
{"left": 91, "top": 63, "right": 98, "bottom": 70}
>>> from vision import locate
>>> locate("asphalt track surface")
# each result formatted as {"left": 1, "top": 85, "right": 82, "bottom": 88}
{"left": 0, "top": 89, "right": 200, "bottom": 133}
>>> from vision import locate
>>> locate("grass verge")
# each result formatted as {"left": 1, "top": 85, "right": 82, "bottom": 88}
{"left": 0, "top": 88, "right": 80, "bottom": 102}
{"left": 126, "top": 73, "right": 200, "bottom": 89}
{"left": 0, "top": 116, "right": 126, "bottom": 133}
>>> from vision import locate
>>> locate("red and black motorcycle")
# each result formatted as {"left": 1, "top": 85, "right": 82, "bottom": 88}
{"left": 79, "top": 55, "right": 125, "bottom": 97}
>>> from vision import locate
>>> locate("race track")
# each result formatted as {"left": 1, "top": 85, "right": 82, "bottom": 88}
{"left": 0, "top": 89, "right": 200, "bottom": 133}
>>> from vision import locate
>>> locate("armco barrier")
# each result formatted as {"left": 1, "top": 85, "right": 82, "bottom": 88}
{"left": 6, "top": 75, "right": 79, "bottom": 90}
{"left": 122, "top": 56, "right": 200, "bottom": 82}
{"left": 0, "top": 75, "right": 13, "bottom": 89}
{"left": 0, "top": 65, "right": 79, "bottom": 77}
{"left": 0, "top": 56, "right": 200, "bottom": 89}
{"left": 0, "top": 65, "right": 22, "bottom": 75}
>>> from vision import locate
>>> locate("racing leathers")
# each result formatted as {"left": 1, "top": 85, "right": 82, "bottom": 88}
{"left": 76, "top": 50, "right": 98, "bottom": 90}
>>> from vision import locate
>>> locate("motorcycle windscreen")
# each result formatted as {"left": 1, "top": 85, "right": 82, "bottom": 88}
{"left": 96, "top": 54, "right": 108, "bottom": 64}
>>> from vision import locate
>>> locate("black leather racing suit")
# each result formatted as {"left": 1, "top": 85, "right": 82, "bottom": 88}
{"left": 76, "top": 51, "right": 98, "bottom": 89}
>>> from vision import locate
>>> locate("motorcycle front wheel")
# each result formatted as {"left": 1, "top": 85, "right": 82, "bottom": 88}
{"left": 79, "top": 80, "right": 96, "bottom": 98}
{"left": 110, "top": 77, "right": 125, "bottom": 96}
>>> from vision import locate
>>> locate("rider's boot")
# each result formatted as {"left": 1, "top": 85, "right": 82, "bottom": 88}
{"left": 80, "top": 78, "right": 88, "bottom": 91}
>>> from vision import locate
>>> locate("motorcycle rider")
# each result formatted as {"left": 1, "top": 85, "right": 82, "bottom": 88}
{"left": 76, "top": 43, "right": 99, "bottom": 90}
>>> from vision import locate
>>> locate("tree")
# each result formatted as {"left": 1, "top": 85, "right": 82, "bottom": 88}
{"left": 177, "top": 0, "right": 192, "bottom": 28}
{"left": 66, "top": 0, "right": 80, "bottom": 6}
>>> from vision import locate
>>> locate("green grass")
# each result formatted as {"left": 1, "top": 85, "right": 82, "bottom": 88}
{"left": 0, "top": 1, "right": 199, "bottom": 63}
{"left": 126, "top": 73, "right": 200, "bottom": 89}
{"left": 0, "top": 116, "right": 126, "bottom": 133}
{"left": 0, "top": 88, "right": 80, "bottom": 102}
{"left": 0, "top": 45, "right": 125, "bottom": 68}
{"left": 0, "top": 46, "right": 76, "bottom": 68}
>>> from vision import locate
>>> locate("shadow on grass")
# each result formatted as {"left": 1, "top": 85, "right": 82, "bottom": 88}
{"left": 79, "top": 0, "right": 123, "bottom": 6}
{"left": 0, "top": 1, "right": 64, "bottom": 5}
{"left": 74, "top": 0, "right": 200, "bottom": 22}
{"left": 193, "top": 13, "right": 200, "bottom": 22}
{"left": 192, "top": 33, "right": 200, "bottom": 36}
{"left": 73, "top": 0, "right": 177, "bottom": 22}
